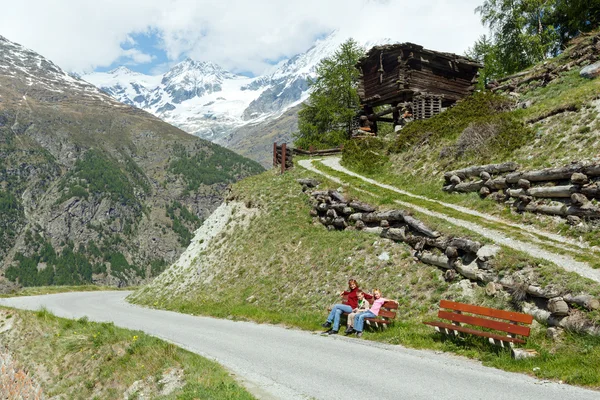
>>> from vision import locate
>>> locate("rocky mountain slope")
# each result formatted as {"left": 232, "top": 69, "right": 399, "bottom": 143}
{"left": 0, "top": 35, "right": 263, "bottom": 290}
{"left": 83, "top": 32, "right": 388, "bottom": 166}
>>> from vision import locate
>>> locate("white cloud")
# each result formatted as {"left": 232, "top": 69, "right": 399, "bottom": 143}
{"left": 121, "top": 48, "right": 154, "bottom": 64}
{"left": 0, "top": 0, "right": 486, "bottom": 75}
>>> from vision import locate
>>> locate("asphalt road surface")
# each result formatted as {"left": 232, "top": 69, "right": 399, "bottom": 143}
{"left": 1, "top": 291, "right": 598, "bottom": 400}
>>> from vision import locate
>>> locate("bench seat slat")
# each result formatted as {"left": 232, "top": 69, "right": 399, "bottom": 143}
{"left": 440, "top": 300, "right": 533, "bottom": 324}
{"left": 423, "top": 321, "right": 526, "bottom": 344}
{"left": 438, "top": 311, "right": 531, "bottom": 337}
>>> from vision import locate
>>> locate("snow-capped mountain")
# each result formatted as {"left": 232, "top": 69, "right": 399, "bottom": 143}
{"left": 82, "top": 31, "right": 390, "bottom": 158}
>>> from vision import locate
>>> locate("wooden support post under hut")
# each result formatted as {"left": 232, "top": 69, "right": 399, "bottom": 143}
{"left": 353, "top": 43, "right": 482, "bottom": 135}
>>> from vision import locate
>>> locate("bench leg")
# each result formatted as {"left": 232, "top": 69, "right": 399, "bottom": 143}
{"left": 488, "top": 338, "right": 514, "bottom": 348}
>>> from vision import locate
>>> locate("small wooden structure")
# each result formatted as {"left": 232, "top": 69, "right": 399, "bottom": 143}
{"left": 355, "top": 43, "right": 482, "bottom": 132}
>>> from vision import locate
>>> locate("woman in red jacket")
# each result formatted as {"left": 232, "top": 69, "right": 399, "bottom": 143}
{"left": 322, "top": 279, "right": 372, "bottom": 335}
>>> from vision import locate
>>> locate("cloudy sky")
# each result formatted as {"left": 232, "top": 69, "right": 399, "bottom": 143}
{"left": 0, "top": 0, "right": 487, "bottom": 76}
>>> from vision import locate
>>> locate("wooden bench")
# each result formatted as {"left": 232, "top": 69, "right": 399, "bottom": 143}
{"left": 330, "top": 295, "right": 399, "bottom": 330}
{"left": 423, "top": 300, "right": 533, "bottom": 348}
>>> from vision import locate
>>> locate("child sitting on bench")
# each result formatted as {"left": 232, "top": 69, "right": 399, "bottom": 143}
{"left": 344, "top": 290, "right": 370, "bottom": 335}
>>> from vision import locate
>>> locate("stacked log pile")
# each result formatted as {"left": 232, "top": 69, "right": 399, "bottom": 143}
{"left": 443, "top": 162, "right": 600, "bottom": 222}
{"left": 303, "top": 184, "right": 496, "bottom": 283}
{"left": 487, "top": 31, "right": 600, "bottom": 94}
{"left": 299, "top": 179, "right": 600, "bottom": 336}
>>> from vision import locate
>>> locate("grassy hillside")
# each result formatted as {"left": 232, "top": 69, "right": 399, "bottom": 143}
{"left": 0, "top": 307, "right": 253, "bottom": 399}
{"left": 341, "top": 54, "right": 600, "bottom": 249}
{"left": 131, "top": 166, "right": 600, "bottom": 388}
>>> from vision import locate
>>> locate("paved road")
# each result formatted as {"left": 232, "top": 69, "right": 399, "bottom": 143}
{"left": 1, "top": 292, "right": 598, "bottom": 400}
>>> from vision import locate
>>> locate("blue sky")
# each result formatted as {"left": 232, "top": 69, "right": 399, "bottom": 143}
{"left": 0, "top": 0, "right": 487, "bottom": 77}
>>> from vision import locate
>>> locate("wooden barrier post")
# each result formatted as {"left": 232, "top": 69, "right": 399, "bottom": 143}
{"left": 281, "top": 143, "right": 287, "bottom": 174}
{"left": 273, "top": 142, "right": 277, "bottom": 167}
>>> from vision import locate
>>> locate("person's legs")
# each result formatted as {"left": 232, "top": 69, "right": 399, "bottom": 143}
{"left": 347, "top": 312, "right": 357, "bottom": 328}
{"left": 332, "top": 304, "right": 352, "bottom": 331}
{"left": 354, "top": 311, "right": 376, "bottom": 333}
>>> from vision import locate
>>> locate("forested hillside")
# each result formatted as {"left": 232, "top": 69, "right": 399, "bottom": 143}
{"left": 0, "top": 35, "right": 263, "bottom": 290}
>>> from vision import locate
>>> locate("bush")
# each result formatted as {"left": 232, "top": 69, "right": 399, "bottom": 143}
{"left": 342, "top": 137, "right": 389, "bottom": 175}
{"left": 392, "top": 92, "right": 515, "bottom": 153}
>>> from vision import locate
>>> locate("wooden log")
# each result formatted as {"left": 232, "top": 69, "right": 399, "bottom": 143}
{"left": 583, "top": 164, "right": 600, "bottom": 177}
{"left": 485, "top": 177, "right": 508, "bottom": 190}
{"left": 506, "top": 165, "right": 583, "bottom": 183}
{"left": 449, "top": 238, "right": 482, "bottom": 254}
{"left": 317, "top": 203, "right": 328, "bottom": 213}
{"left": 571, "top": 173, "right": 589, "bottom": 185}
{"left": 518, "top": 179, "right": 531, "bottom": 189}
{"left": 349, "top": 213, "right": 363, "bottom": 221}
{"left": 310, "top": 190, "right": 329, "bottom": 197}
{"left": 518, "top": 195, "right": 533, "bottom": 204}
{"left": 329, "top": 202, "right": 348, "bottom": 212}
{"left": 570, "top": 193, "right": 589, "bottom": 206}
{"left": 563, "top": 294, "right": 600, "bottom": 311}
{"left": 453, "top": 180, "right": 485, "bottom": 193}
{"left": 565, "top": 204, "right": 600, "bottom": 218}
{"left": 480, "top": 171, "right": 491, "bottom": 181}
{"left": 548, "top": 298, "right": 569, "bottom": 316}
{"left": 444, "top": 162, "right": 518, "bottom": 181}
{"left": 507, "top": 188, "right": 527, "bottom": 198}
{"left": 362, "top": 226, "right": 383, "bottom": 235}
{"left": 445, "top": 246, "right": 458, "bottom": 259}
{"left": 381, "top": 227, "right": 408, "bottom": 242}
{"left": 403, "top": 215, "right": 440, "bottom": 238}
{"left": 343, "top": 207, "right": 353, "bottom": 215}
{"left": 355, "top": 220, "right": 365, "bottom": 230}
{"left": 479, "top": 187, "right": 491, "bottom": 197}
{"left": 326, "top": 208, "right": 337, "bottom": 218}
{"left": 361, "top": 210, "right": 405, "bottom": 223}
{"left": 449, "top": 175, "right": 462, "bottom": 185}
{"left": 333, "top": 217, "right": 348, "bottom": 229}
{"left": 489, "top": 191, "right": 508, "bottom": 202}
{"left": 329, "top": 190, "right": 347, "bottom": 203}
{"left": 418, "top": 251, "right": 454, "bottom": 269}
{"left": 526, "top": 285, "right": 560, "bottom": 298}
{"left": 349, "top": 201, "right": 376, "bottom": 213}
{"left": 454, "top": 260, "right": 494, "bottom": 282}
{"left": 581, "top": 183, "right": 600, "bottom": 199}
{"left": 517, "top": 203, "right": 567, "bottom": 216}
{"left": 528, "top": 185, "right": 577, "bottom": 198}
{"left": 297, "top": 178, "right": 320, "bottom": 188}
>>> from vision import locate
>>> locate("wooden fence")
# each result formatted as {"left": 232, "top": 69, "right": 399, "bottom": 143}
{"left": 273, "top": 142, "right": 293, "bottom": 173}
{"left": 273, "top": 143, "right": 343, "bottom": 173}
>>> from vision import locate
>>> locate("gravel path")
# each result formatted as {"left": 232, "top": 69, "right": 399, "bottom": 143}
{"left": 2, "top": 291, "right": 599, "bottom": 400}
{"left": 298, "top": 158, "right": 600, "bottom": 284}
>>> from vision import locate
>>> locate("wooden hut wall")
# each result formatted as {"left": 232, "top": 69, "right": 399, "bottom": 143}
{"left": 359, "top": 44, "right": 480, "bottom": 108}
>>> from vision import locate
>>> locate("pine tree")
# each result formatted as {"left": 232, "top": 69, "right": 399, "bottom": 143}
{"left": 294, "top": 39, "right": 365, "bottom": 149}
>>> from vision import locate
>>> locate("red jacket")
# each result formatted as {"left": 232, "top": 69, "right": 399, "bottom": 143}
{"left": 342, "top": 287, "right": 373, "bottom": 309}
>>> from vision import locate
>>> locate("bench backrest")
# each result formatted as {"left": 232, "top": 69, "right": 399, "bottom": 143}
{"left": 438, "top": 300, "right": 533, "bottom": 337}
{"left": 341, "top": 295, "right": 398, "bottom": 320}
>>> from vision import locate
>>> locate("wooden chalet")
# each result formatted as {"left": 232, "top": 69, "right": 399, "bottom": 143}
{"left": 355, "top": 43, "right": 482, "bottom": 131}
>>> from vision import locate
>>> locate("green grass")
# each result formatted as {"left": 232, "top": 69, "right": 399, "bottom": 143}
{"left": 130, "top": 166, "right": 600, "bottom": 388}
{"left": 0, "top": 307, "right": 254, "bottom": 399}
{"left": 0, "top": 285, "right": 135, "bottom": 298}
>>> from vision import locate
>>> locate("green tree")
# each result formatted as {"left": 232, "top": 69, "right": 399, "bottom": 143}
{"left": 551, "top": 0, "right": 600, "bottom": 44}
{"left": 466, "top": 34, "right": 502, "bottom": 86}
{"left": 475, "top": 0, "right": 558, "bottom": 76}
{"left": 473, "top": 0, "right": 600, "bottom": 79}
{"left": 294, "top": 39, "right": 365, "bottom": 149}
